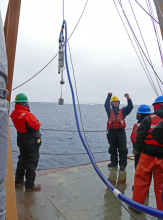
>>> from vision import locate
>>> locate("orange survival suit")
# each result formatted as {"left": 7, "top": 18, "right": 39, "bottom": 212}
{"left": 132, "top": 106, "right": 163, "bottom": 211}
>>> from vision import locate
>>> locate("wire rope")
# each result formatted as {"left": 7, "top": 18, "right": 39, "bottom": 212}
{"left": 10, "top": 124, "right": 133, "bottom": 132}
{"left": 117, "top": 0, "right": 163, "bottom": 89}
{"left": 128, "top": 0, "right": 162, "bottom": 94}
{"left": 12, "top": 150, "right": 108, "bottom": 155}
{"left": 11, "top": 0, "right": 89, "bottom": 91}
{"left": 153, "top": 0, "right": 163, "bottom": 27}
{"left": 128, "top": 0, "right": 159, "bottom": 95}
{"left": 134, "top": 0, "right": 163, "bottom": 27}
{"left": 63, "top": 0, "right": 64, "bottom": 22}
{"left": 113, "top": 0, "right": 159, "bottom": 96}
{"left": 147, "top": 0, "right": 163, "bottom": 67}
{"left": 67, "top": 41, "right": 99, "bottom": 169}
{"left": 12, "top": 148, "right": 133, "bottom": 155}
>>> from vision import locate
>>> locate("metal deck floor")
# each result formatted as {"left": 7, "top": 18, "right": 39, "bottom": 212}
{"left": 15, "top": 157, "right": 158, "bottom": 220}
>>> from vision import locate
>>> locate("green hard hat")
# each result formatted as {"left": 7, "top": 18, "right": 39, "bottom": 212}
{"left": 14, "top": 93, "right": 28, "bottom": 102}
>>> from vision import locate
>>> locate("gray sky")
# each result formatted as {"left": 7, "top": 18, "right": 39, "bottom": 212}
{"left": 0, "top": 0, "right": 163, "bottom": 105}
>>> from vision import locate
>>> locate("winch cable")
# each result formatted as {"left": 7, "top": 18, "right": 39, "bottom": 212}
{"left": 153, "top": 0, "right": 163, "bottom": 27}
{"left": 117, "top": 0, "right": 163, "bottom": 93}
{"left": 67, "top": 42, "right": 92, "bottom": 154}
{"left": 128, "top": 0, "right": 162, "bottom": 95}
{"left": 134, "top": 0, "right": 163, "bottom": 27}
{"left": 117, "top": 0, "right": 163, "bottom": 91}
{"left": 63, "top": 0, "right": 64, "bottom": 22}
{"left": 11, "top": 0, "right": 89, "bottom": 91}
{"left": 113, "top": 0, "right": 159, "bottom": 96}
{"left": 62, "top": 20, "right": 163, "bottom": 219}
{"left": 63, "top": 22, "right": 138, "bottom": 220}
{"left": 147, "top": 0, "right": 163, "bottom": 67}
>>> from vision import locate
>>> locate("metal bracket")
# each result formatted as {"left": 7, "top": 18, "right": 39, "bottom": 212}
{"left": 0, "top": 89, "right": 8, "bottom": 98}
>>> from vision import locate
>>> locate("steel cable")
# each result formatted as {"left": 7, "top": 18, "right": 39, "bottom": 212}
{"left": 10, "top": 124, "right": 133, "bottom": 132}
{"left": 12, "top": 147, "right": 133, "bottom": 155}
{"left": 11, "top": 0, "right": 89, "bottom": 91}
{"left": 134, "top": 0, "right": 163, "bottom": 27}
{"left": 128, "top": 0, "right": 162, "bottom": 95}
{"left": 147, "top": 0, "right": 163, "bottom": 67}
{"left": 113, "top": 0, "right": 159, "bottom": 96}
{"left": 117, "top": 0, "right": 163, "bottom": 89}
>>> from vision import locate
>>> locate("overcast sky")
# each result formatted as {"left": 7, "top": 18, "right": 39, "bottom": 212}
{"left": 0, "top": 0, "right": 163, "bottom": 105}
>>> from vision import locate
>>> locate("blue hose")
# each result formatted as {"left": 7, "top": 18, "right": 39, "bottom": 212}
{"left": 60, "top": 20, "right": 163, "bottom": 219}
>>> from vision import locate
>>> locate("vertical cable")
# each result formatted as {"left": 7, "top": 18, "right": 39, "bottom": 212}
{"left": 117, "top": 0, "right": 163, "bottom": 89}
{"left": 63, "top": 0, "right": 64, "bottom": 21}
{"left": 114, "top": 0, "right": 158, "bottom": 96}
{"left": 128, "top": 0, "right": 162, "bottom": 95}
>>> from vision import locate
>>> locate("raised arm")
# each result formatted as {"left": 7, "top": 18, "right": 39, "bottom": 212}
{"left": 122, "top": 93, "right": 133, "bottom": 119}
{"left": 104, "top": 93, "right": 112, "bottom": 119}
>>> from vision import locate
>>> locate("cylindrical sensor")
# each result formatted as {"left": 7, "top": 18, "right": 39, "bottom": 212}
{"left": 58, "top": 44, "right": 62, "bottom": 73}
{"left": 58, "top": 98, "right": 64, "bottom": 105}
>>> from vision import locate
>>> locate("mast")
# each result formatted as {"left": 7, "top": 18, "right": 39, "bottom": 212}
{"left": 4, "top": 0, "right": 21, "bottom": 219}
{"left": 154, "top": 0, "right": 163, "bottom": 40}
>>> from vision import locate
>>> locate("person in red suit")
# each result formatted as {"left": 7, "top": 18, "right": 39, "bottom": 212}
{"left": 10, "top": 93, "right": 42, "bottom": 191}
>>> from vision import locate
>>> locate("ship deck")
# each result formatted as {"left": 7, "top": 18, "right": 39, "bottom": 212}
{"left": 15, "top": 155, "right": 158, "bottom": 220}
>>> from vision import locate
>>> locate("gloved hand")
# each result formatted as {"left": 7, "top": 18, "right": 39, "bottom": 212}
{"left": 134, "top": 150, "right": 141, "bottom": 156}
{"left": 124, "top": 93, "right": 130, "bottom": 99}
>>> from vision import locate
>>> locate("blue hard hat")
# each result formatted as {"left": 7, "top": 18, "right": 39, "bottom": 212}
{"left": 137, "top": 105, "right": 153, "bottom": 114}
{"left": 152, "top": 95, "right": 163, "bottom": 106}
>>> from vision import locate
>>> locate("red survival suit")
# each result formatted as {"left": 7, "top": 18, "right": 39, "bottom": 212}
{"left": 132, "top": 107, "right": 163, "bottom": 211}
{"left": 10, "top": 104, "right": 41, "bottom": 189}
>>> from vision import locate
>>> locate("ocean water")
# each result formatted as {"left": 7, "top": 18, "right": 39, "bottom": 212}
{"left": 10, "top": 103, "right": 141, "bottom": 171}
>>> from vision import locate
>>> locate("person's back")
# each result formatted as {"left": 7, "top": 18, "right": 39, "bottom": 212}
{"left": 10, "top": 93, "right": 42, "bottom": 191}
{"left": 130, "top": 104, "right": 152, "bottom": 169}
{"left": 11, "top": 102, "right": 41, "bottom": 136}
{"left": 132, "top": 96, "right": 163, "bottom": 213}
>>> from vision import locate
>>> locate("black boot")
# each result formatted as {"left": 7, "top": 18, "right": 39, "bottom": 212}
{"left": 107, "top": 163, "right": 117, "bottom": 168}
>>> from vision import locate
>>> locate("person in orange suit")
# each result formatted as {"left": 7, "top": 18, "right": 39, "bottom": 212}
{"left": 132, "top": 96, "right": 163, "bottom": 213}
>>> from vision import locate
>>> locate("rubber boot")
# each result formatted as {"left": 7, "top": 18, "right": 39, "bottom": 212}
{"left": 25, "top": 184, "right": 41, "bottom": 192}
{"left": 15, "top": 180, "right": 26, "bottom": 187}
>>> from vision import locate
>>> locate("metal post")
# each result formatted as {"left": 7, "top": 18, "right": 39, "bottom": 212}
{"left": 4, "top": 0, "right": 21, "bottom": 219}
